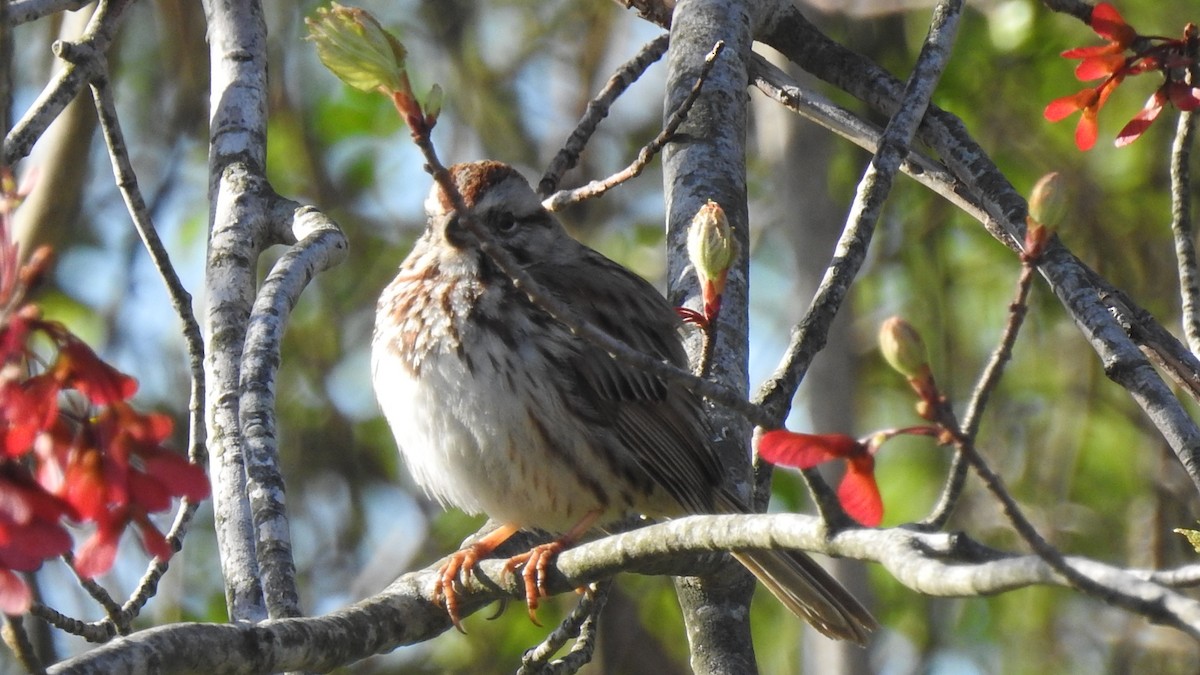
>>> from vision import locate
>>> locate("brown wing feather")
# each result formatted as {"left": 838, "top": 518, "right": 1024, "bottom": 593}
{"left": 524, "top": 247, "right": 726, "bottom": 513}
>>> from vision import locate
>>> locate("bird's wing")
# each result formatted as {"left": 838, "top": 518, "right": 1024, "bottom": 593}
{"left": 525, "top": 249, "right": 725, "bottom": 513}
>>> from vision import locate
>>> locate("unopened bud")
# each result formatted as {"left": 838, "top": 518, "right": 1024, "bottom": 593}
{"left": 1028, "top": 172, "right": 1067, "bottom": 230}
{"left": 687, "top": 200, "right": 738, "bottom": 320}
{"left": 688, "top": 201, "right": 737, "bottom": 286}
{"left": 424, "top": 84, "right": 444, "bottom": 126}
{"left": 306, "top": 3, "right": 408, "bottom": 94}
{"left": 879, "top": 316, "right": 929, "bottom": 380}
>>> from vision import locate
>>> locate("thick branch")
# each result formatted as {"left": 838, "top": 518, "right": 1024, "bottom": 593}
{"left": 49, "top": 513, "right": 1200, "bottom": 673}
{"left": 205, "top": 163, "right": 269, "bottom": 622}
{"left": 661, "top": 0, "right": 758, "bottom": 671}
{"left": 201, "top": 0, "right": 277, "bottom": 622}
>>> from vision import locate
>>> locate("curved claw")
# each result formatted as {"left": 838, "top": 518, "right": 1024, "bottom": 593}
{"left": 434, "top": 524, "right": 520, "bottom": 633}
{"left": 436, "top": 547, "right": 484, "bottom": 633}
{"left": 503, "top": 540, "right": 567, "bottom": 626}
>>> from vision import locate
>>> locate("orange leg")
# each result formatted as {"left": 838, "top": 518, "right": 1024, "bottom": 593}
{"left": 436, "top": 523, "right": 518, "bottom": 633}
{"left": 502, "top": 510, "right": 601, "bottom": 624}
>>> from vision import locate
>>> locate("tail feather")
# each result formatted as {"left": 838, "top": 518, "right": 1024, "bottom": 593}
{"left": 732, "top": 549, "right": 877, "bottom": 644}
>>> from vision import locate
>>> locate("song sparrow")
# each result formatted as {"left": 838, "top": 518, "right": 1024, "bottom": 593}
{"left": 372, "top": 160, "right": 875, "bottom": 642}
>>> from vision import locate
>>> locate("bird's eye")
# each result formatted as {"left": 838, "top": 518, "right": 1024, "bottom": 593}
{"left": 495, "top": 213, "right": 518, "bottom": 233}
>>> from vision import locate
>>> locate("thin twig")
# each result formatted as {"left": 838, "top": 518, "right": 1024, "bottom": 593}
{"left": 59, "top": 552, "right": 125, "bottom": 630}
{"left": 924, "top": 255, "right": 1039, "bottom": 528}
{"left": 1170, "top": 110, "right": 1199, "bottom": 353}
{"left": 89, "top": 59, "right": 211, "bottom": 628}
{"left": 2, "top": 614, "right": 46, "bottom": 675}
{"left": 2, "top": 0, "right": 131, "bottom": 165}
{"left": 517, "top": 580, "right": 611, "bottom": 675}
{"left": 749, "top": 55, "right": 994, "bottom": 233}
{"left": 88, "top": 75, "right": 206, "bottom": 448}
{"left": 538, "top": 33, "right": 670, "bottom": 197}
{"left": 118, "top": 501, "right": 203, "bottom": 620}
{"left": 932, "top": 401, "right": 1182, "bottom": 631}
{"left": 27, "top": 603, "right": 113, "bottom": 643}
{"left": 541, "top": 40, "right": 724, "bottom": 212}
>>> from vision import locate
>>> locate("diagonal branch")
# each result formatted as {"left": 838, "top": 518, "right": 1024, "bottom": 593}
{"left": 542, "top": 40, "right": 722, "bottom": 212}
{"left": 754, "top": 0, "right": 961, "bottom": 421}
{"left": 752, "top": 0, "right": 963, "bottom": 518}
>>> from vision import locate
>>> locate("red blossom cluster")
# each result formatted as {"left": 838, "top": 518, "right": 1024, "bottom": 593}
{"left": 0, "top": 170, "right": 208, "bottom": 614}
{"left": 1045, "top": 3, "right": 1200, "bottom": 150}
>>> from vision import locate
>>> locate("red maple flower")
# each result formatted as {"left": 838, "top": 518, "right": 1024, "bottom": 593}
{"left": 1047, "top": 5, "right": 1200, "bottom": 150}
{"left": 0, "top": 466, "right": 74, "bottom": 612}
{"left": 37, "top": 402, "right": 208, "bottom": 577}
{"left": 1061, "top": 3, "right": 1137, "bottom": 80}
{"left": 1044, "top": 74, "right": 1124, "bottom": 151}
{"left": 48, "top": 330, "right": 139, "bottom": 406}
{"left": 759, "top": 431, "right": 884, "bottom": 527}
{"left": 0, "top": 169, "right": 210, "bottom": 600}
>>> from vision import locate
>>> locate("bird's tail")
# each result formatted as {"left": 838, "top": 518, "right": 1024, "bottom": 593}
{"left": 732, "top": 549, "right": 877, "bottom": 644}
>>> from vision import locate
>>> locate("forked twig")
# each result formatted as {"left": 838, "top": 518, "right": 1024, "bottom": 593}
{"left": 538, "top": 34, "right": 669, "bottom": 197}
{"left": 931, "top": 401, "right": 1178, "bottom": 628}
{"left": 517, "top": 580, "right": 611, "bottom": 675}
{"left": 541, "top": 41, "right": 724, "bottom": 212}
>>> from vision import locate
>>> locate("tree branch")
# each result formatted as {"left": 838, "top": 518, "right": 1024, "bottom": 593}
{"left": 201, "top": 0, "right": 277, "bottom": 623}
{"left": 48, "top": 513, "right": 1200, "bottom": 673}
{"left": 1170, "top": 110, "right": 1199, "bottom": 353}
{"left": 752, "top": 0, "right": 963, "bottom": 520}
{"left": 240, "top": 201, "right": 348, "bottom": 620}
{"left": 541, "top": 40, "right": 722, "bottom": 212}
{"left": 1, "top": 0, "right": 129, "bottom": 166}
{"left": 661, "top": 0, "right": 758, "bottom": 671}
{"left": 2, "top": 0, "right": 90, "bottom": 25}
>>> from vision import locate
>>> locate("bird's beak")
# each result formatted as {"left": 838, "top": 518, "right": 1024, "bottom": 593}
{"left": 441, "top": 212, "right": 471, "bottom": 249}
